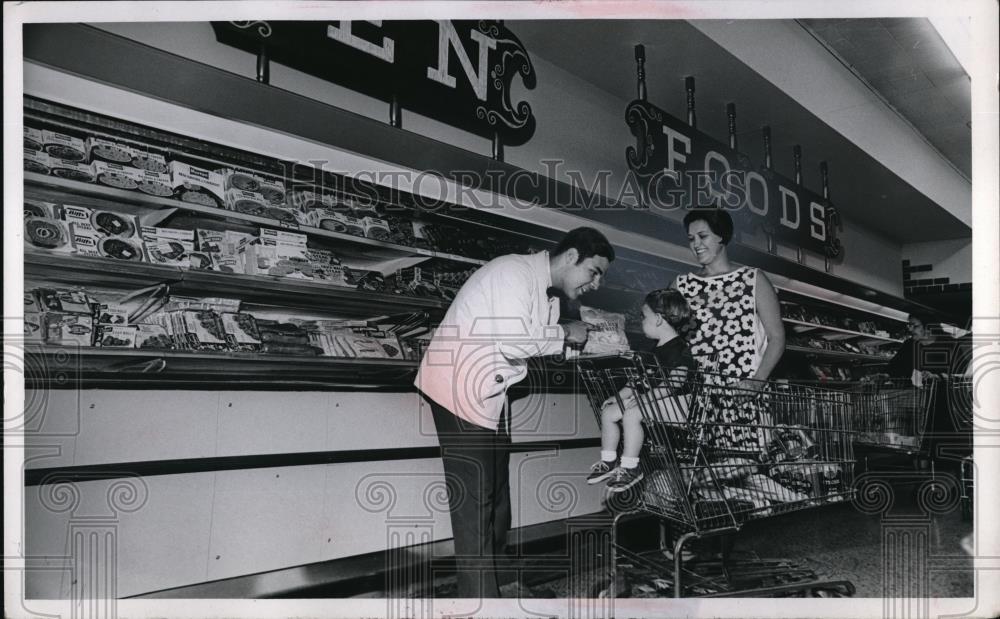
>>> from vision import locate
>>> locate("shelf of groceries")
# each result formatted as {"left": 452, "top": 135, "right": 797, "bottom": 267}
{"left": 21, "top": 96, "right": 908, "bottom": 389}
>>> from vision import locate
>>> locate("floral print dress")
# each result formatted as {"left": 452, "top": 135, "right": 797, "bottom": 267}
{"left": 676, "top": 266, "right": 770, "bottom": 455}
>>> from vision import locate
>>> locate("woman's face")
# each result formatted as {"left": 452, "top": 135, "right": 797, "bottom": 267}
{"left": 687, "top": 219, "right": 726, "bottom": 266}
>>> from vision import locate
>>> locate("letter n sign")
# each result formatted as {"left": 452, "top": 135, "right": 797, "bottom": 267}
{"left": 211, "top": 20, "right": 537, "bottom": 146}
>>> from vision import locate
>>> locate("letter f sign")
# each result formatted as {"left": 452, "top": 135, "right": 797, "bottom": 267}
{"left": 426, "top": 21, "right": 497, "bottom": 101}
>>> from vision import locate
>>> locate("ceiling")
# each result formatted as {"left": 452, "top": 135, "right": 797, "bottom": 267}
{"left": 510, "top": 19, "right": 971, "bottom": 244}
{"left": 801, "top": 18, "right": 971, "bottom": 179}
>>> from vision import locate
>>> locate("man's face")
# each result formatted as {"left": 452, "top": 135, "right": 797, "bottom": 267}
{"left": 560, "top": 250, "right": 610, "bottom": 300}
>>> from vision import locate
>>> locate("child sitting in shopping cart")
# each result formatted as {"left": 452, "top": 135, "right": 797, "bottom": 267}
{"left": 587, "top": 289, "right": 695, "bottom": 492}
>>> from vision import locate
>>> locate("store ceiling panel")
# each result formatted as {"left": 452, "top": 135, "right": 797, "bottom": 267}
{"left": 511, "top": 19, "right": 971, "bottom": 244}
{"left": 801, "top": 18, "right": 972, "bottom": 179}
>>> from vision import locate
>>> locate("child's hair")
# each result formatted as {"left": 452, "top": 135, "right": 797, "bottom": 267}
{"left": 645, "top": 289, "right": 691, "bottom": 329}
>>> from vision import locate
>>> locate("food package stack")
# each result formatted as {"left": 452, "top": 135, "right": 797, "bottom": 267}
{"left": 254, "top": 319, "right": 323, "bottom": 356}
{"left": 32, "top": 288, "right": 97, "bottom": 347}
{"left": 95, "top": 301, "right": 135, "bottom": 348}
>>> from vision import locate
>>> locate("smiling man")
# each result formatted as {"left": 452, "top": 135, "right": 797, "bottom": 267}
{"left": 415, "top": 226, "right": 614, "bottom": 599}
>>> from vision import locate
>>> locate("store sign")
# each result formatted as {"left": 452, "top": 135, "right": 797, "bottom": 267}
{"left": 626, "top": 100, "right": 842, "bottom": 258}
{"left": 211, "top": 20, "right": 536, "bottom": 145}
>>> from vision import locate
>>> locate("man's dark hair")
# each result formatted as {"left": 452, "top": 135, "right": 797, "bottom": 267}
{"left": 683, "top": 208, "right": 734, "bottom": 245}
{"left": 553, "top": 227, "right": 615, "bottom": 263}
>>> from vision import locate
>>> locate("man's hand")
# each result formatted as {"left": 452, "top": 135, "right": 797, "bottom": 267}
{"left": 563, "top": 320, "right": 591, "bottom": 348}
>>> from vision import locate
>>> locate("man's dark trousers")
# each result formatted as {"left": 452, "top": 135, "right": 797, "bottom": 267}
{"left": 430, "top": 398, "right": 512, "bottom": 598}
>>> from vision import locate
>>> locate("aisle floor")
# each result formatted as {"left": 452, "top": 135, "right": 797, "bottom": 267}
{"left": 418, "top": 486, "right": 974, "bottom": 599}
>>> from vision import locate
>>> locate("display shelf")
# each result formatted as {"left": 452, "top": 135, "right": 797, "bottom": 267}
{"left": 785, "top": 345, "right": 893, "bottom": 363}
{"left": 24, "top": 253, "right": 449, "bottom": 318}
{"left": 25, "top": 173, "right": 487, "bottom": 268}
{"left": 24, "top": 345, "right": 419, "bottom": 389}
{"left": 782, "top": 318, "right": 903, "bottom": 345}
{"left": 24, "top": 346, "right": 580, "bottom": 392}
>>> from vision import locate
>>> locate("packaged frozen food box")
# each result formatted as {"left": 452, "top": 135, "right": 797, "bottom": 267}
{"left": 50, "top": 159, "right": 95, "bottom": 183}
{"left": 256, "top": 175, "right": 287, "bottom": 206}
{"left": 170, "top": 161, "right": 225, "bottom": 208}
{"left": 363, "top": 217, "right": 391, "bottom": 241}
{"left": 87, "top": 136, "right": 135, "bottom": 164}
{"left": 24, "top": 200, "right": 56, "bottom": 220}
{"left": 94, "top": 160, "right": 144, "bottom": 190}
{"left": 178, "top": 309, "right": 228, "bottom": 350}
{"left": 370, "top": 332, "right": 404, "bottom": 359}
{"left": 225, "top": 187, "right": 269, "bottom": 217}
{"left": 130, "top": 149, "right": 168, "bottom": 174}
{"left": 24, "top": 148, "right": 52, "bottom": 175}
{"left": 24, "top": 218, "right": 73, "bottom": 253}
{"left": 24, "top": 291, "right": 39, "bottom": 311}
{"left": 217, "top": 167, "right": 261, "bottom": 193}
{"left": 313, "top": 209, "right": 346, "bottom": 232}
{"left": 96, "top": 303, "right": 129, "bottom": 326}
{"left": 349, "top": 199, "right": 380, "bottom": 219}
{"left": 265, "top": 205, "right": 300, "bottom": 225}
{"left": 35, "top": 288, "right": 93, "bottom": 315}
{"left": 24, "top": 126, "right": 44, "bottom": 151}
{"left": 205, "top": 230, "right": 254, "bottom": 274}
{"left": 90, "top": 210, "right": 139, "bottom": 238}
{"left": 134, "top": 324, "right": 173, "bottom": 350}
{"left": 220, "top": 312, "right": 262, "bottom": 352}
{"left": 141, "top": 226, "right": 195, "bottom": 266}
{"left": 289, "top": 190, "right": 326, "bottom": 211}
{"left": 42, "top": 130, "right": 88, "bottom": 162}
{"left": 97, "top": 325, "right": 138, "bottom": 348}
{"left": 136, "top": 169, "right": 173, "bottom": 197}
{"left": 24, "top": 312, "right": 45, "bottom": 343}
{"left": 54, "top": 204, "right": 93, "bottom": 226}
{"left": 320, "top": 212, "right": 365, "bottom": 236}
{"left": 98, "top": 237, "right": 145, "bottom": 262}
{"left": 188, "top": 251, "right": 214, "bottom": 271}
{"left": 44, "top": 312, "right": 95, "bottom": 347}
{"left": 260, "top": 228, "right": 307, "bottom": 246}
{"left": 69, "top": 223, "right": 103, "bottom": 258}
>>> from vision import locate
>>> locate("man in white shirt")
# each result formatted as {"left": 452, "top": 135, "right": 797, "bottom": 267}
{"left": 416, "top": 227, "right": 614, "bottom": 598}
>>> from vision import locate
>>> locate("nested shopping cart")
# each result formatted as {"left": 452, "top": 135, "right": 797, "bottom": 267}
{"left": 579, "top": 352, "right": 857, "bottom": 598}
{"left": 946, "top": 375, "right": 974, "bottom": 520}
{"left": 851, "top": 376, "right": 938, "bottom": 474}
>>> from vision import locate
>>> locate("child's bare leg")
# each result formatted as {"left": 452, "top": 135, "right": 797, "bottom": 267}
{"left": 621, "top": 406, "right": 644, "bottom": 461}
{"left": 600, "top": 404, "right": 622, "bottom": 455}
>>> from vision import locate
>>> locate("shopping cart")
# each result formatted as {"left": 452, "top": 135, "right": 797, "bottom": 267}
{"left": 949, "top": 375, "right": 974, "bottom": 521}
{"left": 852, "top": 376, "right": 938, "bottom": 474}
{"left": 579, "top": 352, "right": 857, "bottom": 598}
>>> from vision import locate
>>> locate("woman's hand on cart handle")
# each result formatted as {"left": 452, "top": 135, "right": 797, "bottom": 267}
{"left": 734, "top": 378, "right": 766, "bottom": 400}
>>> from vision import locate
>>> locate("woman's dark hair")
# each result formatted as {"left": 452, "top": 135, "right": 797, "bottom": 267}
{"left": 553, "top": 227, "right": 615, "bottom": 263}
{"left": 645, "top": 288, "right": 691, "bottom": 329}
{"left": 909, "top": 312, "right": 942, "bottom": 335}
{"left": 683, "top": 208, "right": 734, "bottom": 245}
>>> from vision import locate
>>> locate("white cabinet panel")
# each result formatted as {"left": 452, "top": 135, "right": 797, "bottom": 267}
{"left": 328, "top": 393, "right": 437, "bottom": 450}
{"left": 319, "top": 458, "right": 451, "bottom": 562}
{"left": 73, "top": 391, "right": 220, "bottom": 465}
{"left": 24, "top": 484, "right": 72, "bottom": 599}
{"left": 207, "top": 466, "right": 327, "bottom": 581}
{"left": 111, "top": 473, "right": 216, "bottom": 597}
{"left": 510, "top": 448, "right": 605, "bottom": 529}
{"left": 510, "top": 392, "right": 599, "bottom": 442}
{"left": 216, "top": 392, "right": 329, "bottom": 456}
{"left": 23, "top": 389, "right": 82, "bottom": 469}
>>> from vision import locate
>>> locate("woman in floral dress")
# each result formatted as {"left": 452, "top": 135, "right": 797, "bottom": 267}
{"left": 673, "top": 208, "right": 786, "bottom": 455}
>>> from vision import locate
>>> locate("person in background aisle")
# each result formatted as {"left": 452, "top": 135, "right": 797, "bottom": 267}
{"left": 415, "top": 227, "right": 615, "bottom": 599}
{"left": 886, "top": 312, "right": 945, "bottom": 381}
{"left": 673, "top": 208, "right": 786, "bottom": 453}
{"left": 885, "top": 312, "right": 973, "bottom": 468}
{"left": 587, "top": 289, "right": 695, "bottom": 492}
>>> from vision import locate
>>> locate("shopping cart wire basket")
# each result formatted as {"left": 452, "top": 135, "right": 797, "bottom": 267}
{"left": 578, "top": 352, "right": 857, "bottom": 597}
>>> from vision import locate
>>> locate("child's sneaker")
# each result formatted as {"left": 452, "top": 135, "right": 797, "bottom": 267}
{"left": 607, "top": 466, "right": 644, "bottom": 492}
{"left": 587, "top": 460, "right": 617, "bottom": 485}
